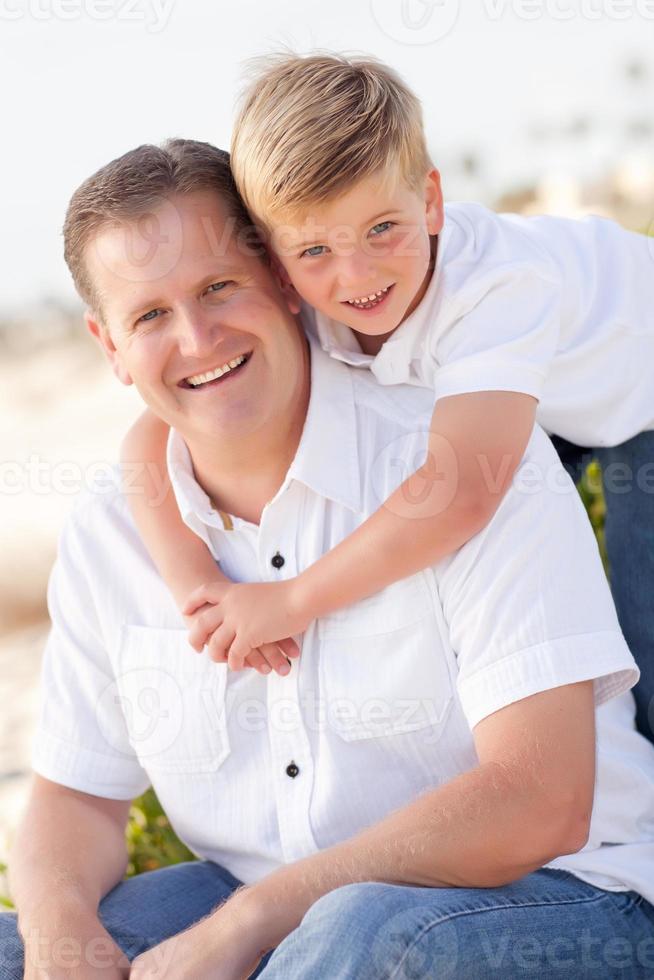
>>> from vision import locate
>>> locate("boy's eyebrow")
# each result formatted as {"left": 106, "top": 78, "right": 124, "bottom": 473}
{"left": 292, "top": 209, "right": 402, "bottom": 248}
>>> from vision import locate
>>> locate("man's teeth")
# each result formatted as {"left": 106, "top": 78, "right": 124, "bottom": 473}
{"left": 346, "top": 286, "right": 390, "bottom": 307}
{"left": 186, "top": 354, "right": 247, "bottom": 387}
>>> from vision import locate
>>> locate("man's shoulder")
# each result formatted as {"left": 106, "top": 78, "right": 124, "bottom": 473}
{"left": 58, "top": 464, "right": 142, "bottom": 560}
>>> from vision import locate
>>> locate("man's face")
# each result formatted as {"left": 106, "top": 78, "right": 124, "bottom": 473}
{"left": 85, "top": 189, "right": 305, "bottom": 447}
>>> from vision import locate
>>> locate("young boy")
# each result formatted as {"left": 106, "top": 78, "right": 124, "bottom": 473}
{"left": 122, "top": 53, "right": 654, "bottom": 742}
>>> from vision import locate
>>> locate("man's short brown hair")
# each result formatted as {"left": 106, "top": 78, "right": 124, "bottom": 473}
{"left": 63, "top": 138, "right": 254, "bottom": 317}
{"left": 231, "top": 52, "right": 433, "bottom": 227}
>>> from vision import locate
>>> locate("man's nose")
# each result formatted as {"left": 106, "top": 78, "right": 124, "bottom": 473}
{"left": 174, "top": 304, "right": 221, "bottom": 359}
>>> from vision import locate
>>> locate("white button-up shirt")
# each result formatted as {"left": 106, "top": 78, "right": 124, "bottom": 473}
{"left": 33, "top": 337, "right": 654, "bottom": 901}
{"left": 305, "top": 202, "right": 654, "bottom": 447}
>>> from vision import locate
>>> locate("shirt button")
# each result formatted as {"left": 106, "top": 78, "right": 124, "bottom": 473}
{"left": 285, "top": 762, "right": 299, "bottom": 778}
{"left": 271, "top": 552, "right": 285, "bottom": 569}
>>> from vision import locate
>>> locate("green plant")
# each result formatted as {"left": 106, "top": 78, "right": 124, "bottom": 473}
{"left": 126, "top": 788, "right": 196, "bottom": 877}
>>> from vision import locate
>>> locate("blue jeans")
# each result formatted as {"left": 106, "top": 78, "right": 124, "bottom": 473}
{"left": 551, "top": 430, "right": 654, "bottom": 745}
{"left": 1, "top": 862, "right": 654, "bottom": 978}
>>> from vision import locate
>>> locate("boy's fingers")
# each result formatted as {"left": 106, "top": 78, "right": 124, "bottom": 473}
{"left": 258, "top": 642, "right": 293, "bottom": 675}
{"left": 277, "top": 636, "right": 300, "bottom": 659}
{"left": 181, "top": 585, "right": 210, "bottom": 615}
{"left": 244, "top": 650, "right": 272, "bottom": 674}
{"left": 187, "top": 606, "right": 224, "bottom": 650}
{"left": 207, "top": 623, "right": 235, "bottom": 664}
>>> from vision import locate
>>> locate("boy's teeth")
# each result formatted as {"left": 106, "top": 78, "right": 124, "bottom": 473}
{"left": 346, "top": 286, "right": 390, "bottom": 307}
{"left": 186, "top": 354, "right": 247, "bottom": 387}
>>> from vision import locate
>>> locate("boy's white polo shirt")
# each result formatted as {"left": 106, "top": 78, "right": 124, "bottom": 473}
{"left": 32, "top": 339, "right": 654, "bottom": 900}
{"left": 306, "top": 202, "right": 654, "bottom": 447}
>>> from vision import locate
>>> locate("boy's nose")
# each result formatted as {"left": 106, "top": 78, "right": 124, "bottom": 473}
{"left": 336, "top": 251, "right": 378, "bottom": 290}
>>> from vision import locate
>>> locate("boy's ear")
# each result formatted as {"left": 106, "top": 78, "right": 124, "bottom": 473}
{"left": 424, "top": 168, "right": 444, "bottom": 237}
{"left": 270, "top": 253, "right": 302, "bottom": 315}
{"left": 85, "top": 311, "right": 133, "bottom": 387}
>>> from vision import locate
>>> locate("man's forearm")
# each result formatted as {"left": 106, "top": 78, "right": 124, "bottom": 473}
{"left": 10, "top": 781, "right": 130, "bottom": 931}
{"left": 237, "top": 760, "right": 582, "bottom": 949}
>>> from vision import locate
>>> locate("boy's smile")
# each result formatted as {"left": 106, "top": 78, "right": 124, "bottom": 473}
{"left": 269, "top": 168, "right": 443, "bottom": 350}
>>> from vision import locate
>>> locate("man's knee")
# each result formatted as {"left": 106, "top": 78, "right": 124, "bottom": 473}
{"left": 281, "top": 884, "right": 461, "bottom": 980}
{"left": 0, "top": 912, "right": 25, "bottom": 980}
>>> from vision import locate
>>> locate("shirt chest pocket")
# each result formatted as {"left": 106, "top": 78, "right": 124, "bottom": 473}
{"left": 116, "top": 625, "right": 230, "bottom": 774}
{"left": 318, "top": 575, "right": 454, "bottom": 742}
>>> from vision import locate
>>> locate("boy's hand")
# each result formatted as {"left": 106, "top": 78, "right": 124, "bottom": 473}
{"left": 183, "top": 580, "right": 311, "bottom": 672}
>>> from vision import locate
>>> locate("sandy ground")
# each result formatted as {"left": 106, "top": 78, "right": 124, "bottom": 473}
{"left": 0, "top": 336, "right": 142, "bottom": 877}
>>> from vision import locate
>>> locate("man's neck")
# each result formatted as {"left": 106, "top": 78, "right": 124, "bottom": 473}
{"left": 185, "top": 358, "right": 311, "bottom": 526}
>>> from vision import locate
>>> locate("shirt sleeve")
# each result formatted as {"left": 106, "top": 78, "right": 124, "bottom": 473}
{"left": 31, "top": 509, "right": 151, "bottom": 799}
{"left": 430, "top": 265, "right": 561, "bottom": 403}
{"left": 434, "top": 425, "right": 639, "bottom": 731}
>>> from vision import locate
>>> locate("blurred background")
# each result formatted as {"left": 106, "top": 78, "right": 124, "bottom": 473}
{"left": 1, "top": 0, "right": 653, "bottom": 893}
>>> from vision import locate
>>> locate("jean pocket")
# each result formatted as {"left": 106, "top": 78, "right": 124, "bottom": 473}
{"left": 116, "top": 625, "right": 230, "bottom": 774}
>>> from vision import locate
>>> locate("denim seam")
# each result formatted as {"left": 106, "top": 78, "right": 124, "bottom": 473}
{"left": 388, "top": 889, "right": 637, "bottom": 980}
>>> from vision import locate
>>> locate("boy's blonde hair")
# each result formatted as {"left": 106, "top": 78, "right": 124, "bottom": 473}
{"left": 231, "top": 52, "right": 432, "bottom": 226}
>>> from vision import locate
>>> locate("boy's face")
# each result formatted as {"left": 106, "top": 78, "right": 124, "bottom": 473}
{"left": 268, "top": 169, "right": 443, "bottom": 347}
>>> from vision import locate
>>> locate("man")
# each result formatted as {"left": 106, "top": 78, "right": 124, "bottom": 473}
{"left": 2, "top": 139, "right": 654, "bottom": 979}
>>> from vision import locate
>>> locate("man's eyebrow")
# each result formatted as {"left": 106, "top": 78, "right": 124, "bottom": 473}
{"left": 293, "top": 210, "right": 402, "bottom": 249}
{"left": 122, "top": 272, "right": 239, "bottom": 322}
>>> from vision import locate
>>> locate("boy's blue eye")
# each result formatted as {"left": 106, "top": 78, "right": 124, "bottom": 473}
{"left": 301, "top": 245, "right": 327, "bottom": 258}
{"left": 370, "top": 221, "right": 393, "bottom": 235}
{"left": 206, "top": 281, "right": 230, "bottom": 292}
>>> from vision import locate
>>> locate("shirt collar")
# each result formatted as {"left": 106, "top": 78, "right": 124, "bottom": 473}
{"left": 167, "top": 334, "right": 362, "bottom": 541}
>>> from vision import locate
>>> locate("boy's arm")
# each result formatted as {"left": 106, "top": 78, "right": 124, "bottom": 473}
{"left": 296, "top": 390, "right": 538, "bottom": 618}
{"left": 121, "top": 411, "right": 299, "bottom": 674}
{"left": 120, "top": 410, "right": 230, "bottom": 608}
{"left": 186, "top": 390, "right": 537, "bottom": 665}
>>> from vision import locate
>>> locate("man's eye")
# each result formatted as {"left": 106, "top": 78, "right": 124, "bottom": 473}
{"left": 300, "top": 245, "right": 328, "bottom": 258}
{"left": 206, "top": 281, "right": 233, "bottom": 294}
{"left": 138, "top": 309, "right": 163, "bottom": 323}
{"left": 370, "top": 221, "right": 393, "bottom": 236}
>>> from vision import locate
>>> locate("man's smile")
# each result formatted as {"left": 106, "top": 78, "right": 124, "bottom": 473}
{"left": 180, "top": 351, "right": 252, "bottom": 389}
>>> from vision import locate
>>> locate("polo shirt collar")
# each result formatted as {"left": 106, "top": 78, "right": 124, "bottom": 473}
{"left": 167, "top": 335, "right": 362, "bottom": 540}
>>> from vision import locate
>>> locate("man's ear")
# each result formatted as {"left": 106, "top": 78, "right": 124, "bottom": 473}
{"left": 85, "top": 311, "right": 133, "bottom": 386}
{"left": 424, "top": 168, "right": 444, "bottom": 237}
{"left": 270, "top": 253, "right": 302, "bottom": 315}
